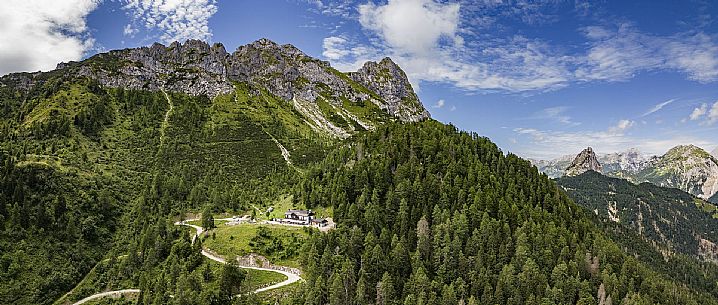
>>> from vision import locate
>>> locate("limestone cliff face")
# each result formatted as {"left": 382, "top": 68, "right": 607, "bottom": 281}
{"left": 636, "top": 145, "right": 718, "bottom": 201}
{"left": 566, "top": 147, "right": 603, "bottom": 176}
{"left": 349, "top": 57, "right": 430, "bottom": 122}
{"left": 52, "top": 38, "right": 429, "bottom": 125}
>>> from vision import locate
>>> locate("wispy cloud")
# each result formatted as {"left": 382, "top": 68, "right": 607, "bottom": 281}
{"left": 432, "top": 99, "right": 445, "bottom": 108}
{"left": 642, "top": 99, "right": 675, "bottom": 117}
{"left": 577, "top": 24, "right": 718, "bottom": 83}
{"left": 529, "top": 106, "right": 580, "bottom": 125}
{"left": 709, "top": 102, "right": 718, "bottom": 125}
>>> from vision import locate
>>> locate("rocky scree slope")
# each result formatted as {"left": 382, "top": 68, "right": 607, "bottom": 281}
{"left": 49, "top": 38, "right": 429, "bottom": 137}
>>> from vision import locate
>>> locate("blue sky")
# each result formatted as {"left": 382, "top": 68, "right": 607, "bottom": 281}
{"left": 1, "top": 0, "right": 717, "bottom": 159}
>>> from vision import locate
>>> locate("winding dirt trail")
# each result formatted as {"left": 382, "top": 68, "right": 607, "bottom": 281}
{"left": 72, "top": 289, "right": 140, "bottom": 305}
{"left": 68, "top": 220, "right": 301, "bottom": 305}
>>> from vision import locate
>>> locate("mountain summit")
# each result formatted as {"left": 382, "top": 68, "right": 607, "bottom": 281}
{"left": 637, "top": 145, "right": 718, "bottom": 200}
{"left": 46, "top": 38, "right": 429, "bottom": 137}
{"left": 565, "top": 147, "right": 603, "bottom": 176}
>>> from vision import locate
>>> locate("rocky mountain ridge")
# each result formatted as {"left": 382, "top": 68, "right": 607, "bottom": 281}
{"left": 8, "top": 38, "right": 429, "bottom": 138}
{"left": 565, "top": 147, "right": 603, "bottom": 176}
{"left": 533, "top": 145, "right": 718, "bottom": 202}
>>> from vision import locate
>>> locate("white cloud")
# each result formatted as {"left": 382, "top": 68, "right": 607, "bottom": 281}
{"left": 531, "top": 106, "right": 579, "bottom": 125}
{"left": 687, "top": 101, "right": 718, "bottom": 125}
{"left": 123, "top": 24, "right": 139, "bottom": 37}
{"left": 708, "top": 101, "right": 718, "bottom": 125}
{"left": 358, "top": 0, "right": 461, "bottom": 56}
{"left": 325, "top": 4, "right": 718, "bottom": 93}
{"left": 122, "top": 0, "right": 218, "bottom": 44}
{"left": 608, "top": 119, "right": 635, "bottom": 134}
{"left": 322, "top": 36, "right": 350, "bottom": 60}
{"left": 0, "top": 0, "right": 99, "bottom": 75}
{"left": 577, "top": 24, "right": 718, "bottom": 83}
{"left": 432, "top": 99, "right": 445, "bottom": 108}
{"left": 642, "top": 99, "right": 675, "bottom": 117}
{"left": 690, "top": 103, "right": 708, "bottom": 120}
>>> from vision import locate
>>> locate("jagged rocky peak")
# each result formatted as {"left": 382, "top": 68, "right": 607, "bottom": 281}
{"left": 566, "top": 147, "right": 603, "bottom": 176}
{"left": 349, "top": 57, "right": 430, "bottom": 122}
{"left": 60, "top": 38, "right": 429, "bottom": 124}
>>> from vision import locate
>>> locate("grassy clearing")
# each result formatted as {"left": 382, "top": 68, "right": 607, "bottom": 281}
{"left": 252, "top": 280, "right": 304, "bottom": 305}
{"left": 242, "top": 268, "right": 287, "bottom": 292}
{"left": 202, "top": 223, "right": 310, "bottom": 268}
{"left": 53, "top": 257, "right": 136, "bottom": 305}
{"left": 695, "top": 198, "right": 718, "bottom": 218}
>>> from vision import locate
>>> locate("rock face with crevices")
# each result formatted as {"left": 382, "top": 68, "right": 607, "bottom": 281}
{"left": 348, "top": 57, "right": 430, "bottom": 122}
{"left": 46, "top": 38, "right": 429, "bottom": 136}
{"left": 636, "top": 145, "right": 718, "bottom": 201}
{"left": 566, "top": 147, "right": 603, "bottom": 176}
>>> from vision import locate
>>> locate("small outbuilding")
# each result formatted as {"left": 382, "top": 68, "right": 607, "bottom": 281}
{"left": 311, "top": 218, "right": 328, "bottom": 227}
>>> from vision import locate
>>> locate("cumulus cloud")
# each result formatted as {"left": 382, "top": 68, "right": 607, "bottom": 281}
{"left": 0, "top": 0, "right": 99, "bottom": 75}
{"left": 608, "top": 119, "right": 635, "bottom": 134}
{"left": 358, "top": 0, "right": 461, "bottom": 56}
{"left": 690, "top": 103, "right": 709, "bottom": 120}
{"left": 687, "top": 101, "right": 718, "bottom": 125}
{"left": 432, "top": 99, "right": 445, "bottom": 108}
{"left": 327, "top": 0, "right": 573, "bottom": 92}
{"left": 122, "top": 0, "right": 218, "bottom": 44}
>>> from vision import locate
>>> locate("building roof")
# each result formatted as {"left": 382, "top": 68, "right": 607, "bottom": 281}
{"left": 311, "top": 218, "right": 327, "bottom": 223}
{"left": 285, "top": 209, "right": 313, "bottom": 217}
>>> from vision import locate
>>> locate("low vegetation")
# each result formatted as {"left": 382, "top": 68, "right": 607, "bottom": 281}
{"left": 203, "top": 223, "right": 310, "bottom": 268}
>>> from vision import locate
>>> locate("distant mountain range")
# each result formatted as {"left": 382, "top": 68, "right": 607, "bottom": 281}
{"left": 532, "top": 145, "right": 718, "bottom": 203}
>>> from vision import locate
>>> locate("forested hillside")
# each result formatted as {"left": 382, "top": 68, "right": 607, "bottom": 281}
{"left": 2, "top": 38, "right": 718, "bottom": 305}
{"left": 294, "top": 121, "right": 718, "bottom": 305}
{"left": 558, "top": 171, "right": 718, "bottom": 259}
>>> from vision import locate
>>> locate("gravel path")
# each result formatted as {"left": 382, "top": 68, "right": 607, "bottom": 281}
{"left": 69, "top": 220, "right": 301, "bottom": 305}
{"left": 72, "top": 289, "right": 140, "bottom": 305}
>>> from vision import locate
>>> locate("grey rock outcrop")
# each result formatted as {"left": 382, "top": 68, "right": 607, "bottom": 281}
{"left": 349, "top": 58, "right": 430, "bottom": 122}
{"left": 566, "top": 147, "right": 603, "bottom": 176}
{"left": 57, "top": 38, "right": 429, "bottom": 124}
